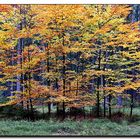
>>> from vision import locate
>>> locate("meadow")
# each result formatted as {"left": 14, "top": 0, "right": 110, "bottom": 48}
{"left": 0, "top": 106, "right": 139, "bottom": 136}
{"left": 0, "top": 118, "right": 139, "bottom": 136}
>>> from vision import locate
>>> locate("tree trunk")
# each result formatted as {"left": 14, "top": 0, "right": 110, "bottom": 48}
{"left": 16, "top": 39, "right": 21, "bottom": 97}
{"left": 26, "top": 100, "right": 30, "bottom": 120}
{"left": 20, "top": 38, "right": 24, "bottom": 108}
{"left": 103, "top": 96, "right": 106, "bottom": 117}
{"left": 55, "top": 55, "right": 59, "bottom": 116}
{"left": 83, "top": 107, "right": 86, "bottom": 119}
{"left": 109, "top": 94, "right": 112, "bottom": 119}
{"left": 47, "top": 49, "right": 51, "bottom": 116}
{"left": 62, "top": 33, "right": 66, "bottom": 119}
{"left": 10, "top": 49, "right": 14, "bottom": 97}
{"left": 130, "top": 94, "right": 134, "bottom": 118}
{"left": 27, "top": 43, "right": 34, "bottom": 121}
{"left": 96, "top": 49, "right": 101, "bottom": 118}
{"left": 56, "top": 79, "right": 59, "bottom": 116}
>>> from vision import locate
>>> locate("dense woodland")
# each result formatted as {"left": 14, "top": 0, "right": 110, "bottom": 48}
{"left": 0, "top": 4, "right": 140, "bottom": 121}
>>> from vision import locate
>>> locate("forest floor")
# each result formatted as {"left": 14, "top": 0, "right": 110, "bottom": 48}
{"left": 0, "top": 118, "right": 140, "bottom": 136}
{"left": 0, "top": 106, "right": 139, "bottom": 136}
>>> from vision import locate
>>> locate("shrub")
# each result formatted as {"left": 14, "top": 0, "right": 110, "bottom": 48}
{"left": 0, "top": 105, "right": 39, "bottom": 120}
{"left": 111, "top": 111, "right": 126, "bottom": 122}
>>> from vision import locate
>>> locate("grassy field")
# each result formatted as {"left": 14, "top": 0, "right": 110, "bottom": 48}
{"left": 0, "top": 118, "right": 139, "bottom": 136}
{"left": 0, "top": 105, "right": 139, "bottom": 136}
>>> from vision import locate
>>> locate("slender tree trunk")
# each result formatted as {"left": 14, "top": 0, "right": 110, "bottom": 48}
{"left": 10, "top": 49, "right": 14, "bottom": 97}
{"left": 56, "top": 91, "right": 59, "bottom": 116}
{"left": 17, "top": 39, "right": 21, "bottom": 97}
{"left": 42, "top": 102, "right": 45, "bottom": 118}
{"left": 17, "top": 5, "right": 25, "bottom": 108}
{"left": 27, "top": 44, "right": 34, "bottom": 121}
{"left": 103, "top": 50, "right": 108, "bottom": 118}
{"left": 97, "top": 89, "right": 100, "bottom": 117}
{"left": 48, "top": 102, "right": 51, "bottom": 116}
{"left": 103, "top": 96, "right": 106, "bottom": 117}
{"left": 20, "top": 38, "right": 24, "bottom": 108}
{"left": 62, "top": 33, "right": 66, "bottom": 119}
{"left": 25, "top": 81, "right": 30, "bottom": 120}
{"left": 97, "top": 49, "right": 101, "bottom": 118}
{"left": 83, "top": 107, "right": 85, "bottom": 119}
{"left": 69, "top": 82, "right": 72, "bottom": 118}
{"left": 55, "top": 55, "right": 59, "bottom": 116}
{"left": 27, "top": 100, "right": 30, "bottom": 120}
{"left": 129, "top": 8, "right": 135, "bottom": 119}
{"left": 16, "top": 5, "right": 23, "bottom": 96}
{"left": 47, "top": 49, "right": 51, "bottom": 116}
{"left": 29, "top": 70, "right": 34, "bottom": 121}
{"left": 62, "top": 52, "right": 66, "bottom": 119}
{"left": 103, "top": 74, "right": 106, "bottom": 118}
{"left": 76, "top": 52, "right": 79, "bottom": 96}
{"left": 130, "top": 94, "right": 134, "bottom": 118}
{"left": 56, "top": 103, "right": 59, "bottom": 116}
{"left": 103, "top": 49, "right": 110, "bottom": 117}
{"left": 108, "top": 94, "right": 112, "bottom": 119}
{"left": 75, "top": 52, "right": 79, "bottom": 119}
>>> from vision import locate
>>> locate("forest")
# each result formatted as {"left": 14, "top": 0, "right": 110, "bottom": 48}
{"left": 0, "top": 4, "right": 140, "bottom": 136}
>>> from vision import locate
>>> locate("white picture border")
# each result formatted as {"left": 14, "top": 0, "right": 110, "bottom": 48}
{"left": 0, "top": 0, "right": 140, "bottom": 4}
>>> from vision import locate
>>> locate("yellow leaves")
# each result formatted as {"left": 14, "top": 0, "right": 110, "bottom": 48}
{"left": 0, "top": 61, "right": 6, "bottom": 69}
{"left": 104, "top": 86, "right": 122, "bottom": 93}
{"left": 131, "top": 52, "right": 140, "bottom": 60}
{"left": 0, "top": 5, "right": 12, "bottom": 12}
{"left": 0, "top": 4, "right": 139, "bottom": 110}
{"left": 61, "top": 21, "right": 76, "bottom": 28}
{"left": 31, "top": 5, "right": 85, "bottom": 33}
{"left": 104, "top": 80, "right": 140, "bottom": 94}
{"left": 105, "top": 41, "right": 116, "bottom": 46}
{"left": 122, "top": 82, "right": 140, "bottom": 91}
{"left": 111, "top": 5, "right": 131, "bottom": 17}
{"left": 108, "top": 18, "right": 125, "bottom": 27}
{"left": 23, "top": 58, "right": 40, "bottom": 70}
{"left": 67, "top": 96, "right": 96, "bottom": 108}
{"left": 84, "top": 17, "right": 99, "bottom": 27}
{"left": 16, "top": 28, "right": 31, "bottom": 38}
{"left": 49, "top": 96, "right": 71, "bottom": 103}
{"left": 117, "top": 24, "right": 130, "bottom": 32}
{"left": 82, "top": 5, "right": 139, "bottom": 50}
{"left": 61, "top": 46, "right": 70, "bottom": 54}
{"left": 42, "top": 71, "right": 61, "bottom": 81}
{"left": 95, "top": 26, "right": 111, "bottom": 35}
{"left": 84, "top": 70, "right": 111, "bottom": 77}
{"left": 3, "top": 66, "right": 17, "bottom": 75}
{"left": 116, "top": 22, "right": 140, "bottom": 43}
{"left": 0, "top": 28, "right": 17, "bottom": 51}
{"left": 122, "top": 51, "right": 140, "bottom": 61}
{"left": 1, "top": 23, "right": 15, "bottom": 32}
{"left": 82, "top": 32, "right": 94, "bottom": 42}
{"left": 0, "top": 86, "right": 7, "bottom": 91}
{"left": 122, "top": 52, "right": 132, "bottom": 58}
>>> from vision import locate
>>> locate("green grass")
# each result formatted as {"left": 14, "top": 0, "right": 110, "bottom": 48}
{"left": 113, "top": 107, "right": 140, "bottom": 116}
{"left": 0, "top": 105, "right": 139, "bottom": 136}
{"left": 0, "top": 119, "right": 140, "bottom": 136}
